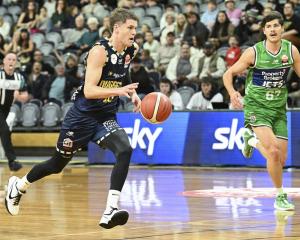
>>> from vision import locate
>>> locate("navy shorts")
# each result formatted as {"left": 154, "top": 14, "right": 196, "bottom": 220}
{"left": 56, "top": 106, "right": 123, "bottom": 155}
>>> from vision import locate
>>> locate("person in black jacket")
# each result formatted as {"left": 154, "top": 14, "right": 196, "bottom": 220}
{"left": 183, "top": 11, "right": 209, "bottom": 48}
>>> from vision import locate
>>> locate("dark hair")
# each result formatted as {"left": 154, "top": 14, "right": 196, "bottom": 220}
{"left": 285, "top": 2, "right": 295, "bottom": 9}
{"left": 210, "top": 10, "right": 231, "bottom": 38}
{"left": 110, "top": 8, "right": 139, "bottom": 33}
{"left": 160, "top": 78, "right": 174, "bottom": 93}
{"left": 261, "top": 11, "right": 283, "bottom": 28}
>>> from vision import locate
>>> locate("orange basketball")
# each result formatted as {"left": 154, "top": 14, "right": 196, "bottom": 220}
{"left": 140, "top": 92, "right": 172, "bottom": 124}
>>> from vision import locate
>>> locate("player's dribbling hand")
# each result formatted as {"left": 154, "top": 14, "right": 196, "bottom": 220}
{"left": 230, "top": 91, "right": 243, "bottom": 109}
{"left": 131, "top": 93, "right": 141, "bottom": 112}
{"left": 119, "top": 83, "right": 139, "bottom": 98}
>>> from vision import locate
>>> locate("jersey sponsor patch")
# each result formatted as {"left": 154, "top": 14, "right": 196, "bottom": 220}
{"left": 252, "top": 67, "right": 289, "bottom": 88}
{"left": 111, "top": 54, "right": 117, "bottom": 64}
{"left": 281, "top": 54, "right": 289, "bottom": 65}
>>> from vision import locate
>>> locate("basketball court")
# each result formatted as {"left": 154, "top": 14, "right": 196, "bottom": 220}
{"left": 1, "top": 165, "right": 299, "bottom": 240}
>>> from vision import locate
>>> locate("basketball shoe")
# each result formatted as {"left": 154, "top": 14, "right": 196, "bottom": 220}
{"left": 274, "top": 193, "right": 295, "bottom": 211}
{"left": 99, "top": 207, "right": 129, "bottom": 229}
{"left": 5, "top": 176, "right": 25, "bottom": 215}
{"left": 242, "top": 128, "right": 255, "bottom": 158}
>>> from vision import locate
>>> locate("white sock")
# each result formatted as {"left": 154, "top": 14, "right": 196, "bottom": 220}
{"left": 17, "top": 175, "right": 31, "bottom": 192}
{"left": 276, "top": 187, "right": 284, "bottom": 195}
{"left": 105, "top": 190, "right": 121, "bottom": 212}
{"left": 248, "top": 137, "right": 259, "bottom": 148}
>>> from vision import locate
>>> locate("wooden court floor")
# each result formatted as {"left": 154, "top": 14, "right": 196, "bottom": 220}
{"left": 0, "top": 165, "right": 300, "bottom": 240}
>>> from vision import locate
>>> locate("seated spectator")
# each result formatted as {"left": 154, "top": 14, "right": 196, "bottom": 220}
{"left": 27, "top": 61, "right": 49, "bottom": 101}
{"left": 183, "top": 1, "right": 198, "bottom": 13}
{"left": 82, "top": 0, "right": 105, "bottom": 20}
{"left": 16, "top": 0, "right": 38, "bottom": 32}
{"left": 267, "top": 0, "right": 284, "bottom": 14}
{"left": 130, "top": 57, "right": 155, "bottom": 96}
{"left": 101, "top": 29, "right": 111, "bottom": 39}
{"left": 62, "top": 14, "right": 88, "bottom": 49}
{"left": 183, "top": 11, "right": 209, "bottom": 48}
{"left": 31, "top": 50, "right": 55, "bottom": 76}
{"left": 166, "top": 42, "right": 198, "bottom": 87}
{"left": 282, "top": 2, "right": 300, "bottom": 48}
{"left": 245, "top": 0, "right": 264, "bottom": 15}
{"left": 141, "top": 24, "right": 151, "bottom": 37}
{"left": 201, "top": 0, "right": 219, "bottom": 32}
{"left": 36, "top": 6, "right": 51, "bottom": 33}
{"left": 134, "top": 33, "right": 144, "bottom": 55}
{"left": 99, "top": 16, "right": 110, "bottom": 37}
{"left": 0, "top": 16, "right": 11, "bottom": 40}
{"left": 143, "top": 31, "right": 160, "bottom": 64}
{"left": 210, "top": 11, "right": 235, "bottom": 47}
{"left": 64, "top": 52, "right": 80, "bottom": 80}
{"left": 160, "top": 12, "right": 176, "bottom": 46}
{"left": 160, "top": 4, "right": 177, "bottom": 30}
{"left": 174, "top": 14, "right": 187, "bottom": 44}
{"left": 225, "top": 35, "right": 241, "bottom": 67}
{"left": 51, "top": 0, "right": 71, "bottom": 30}
{"left": 234, "top": 9, "right": 262, "bottom": 46}
{"left": 159, "top": 78, "right": 184, "bottom": 110}
{"left": 0, "top": 34, "right": 7, "bottom": 63}
{"left": 157, "top": 31, "right": 180, "bottom": 75}
{"left": 75, "top": 17, "right": 99, "bottom": 54}
{"left": 186, "top": 76, "right": 223, "bottom": 110}
{"left": 66, "top": 5, "right": 80, "bottom": 28}
{"left": 42, "top": 64, "right": 81, "bottom": 104}
{"left": 198, "top": 41, "right": 226, "bottom": 88}
{"left": 140, "top": 49, "right": 155, "bottom": 71}
{"left": 225, "top": 0, "right": 242, "bottom": 27}
{"left": 6, "top": 29, "right": 34, "bottom": 68}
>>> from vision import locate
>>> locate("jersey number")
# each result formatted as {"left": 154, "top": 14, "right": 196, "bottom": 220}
{"left": 266, "top": 90, "right": 281, "bottom": 100}
{"left": 103, "top": 96, "right": 115, "bottom": 103}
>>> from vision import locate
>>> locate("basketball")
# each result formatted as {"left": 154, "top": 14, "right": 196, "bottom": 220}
{"left": 140, "top": 92, "right": 172, "bottom": 124}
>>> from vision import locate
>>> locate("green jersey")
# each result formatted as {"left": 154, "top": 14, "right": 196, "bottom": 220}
{"left": 245, "top": 39, "right": 293, "bottom": 113}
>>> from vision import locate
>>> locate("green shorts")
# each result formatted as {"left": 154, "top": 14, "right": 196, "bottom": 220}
{"left": 244, "top": 107, "right": 287, "bottom": 139}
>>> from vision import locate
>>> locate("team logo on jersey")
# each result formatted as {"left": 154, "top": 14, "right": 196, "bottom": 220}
{"left": 249, "top": 114, "right": 256, "bottom": 123}
{"left": 281, "top": 55, "right": 288, "bottom": 65}
{"left": 124, "top": 54, "right": 131, "bottom": 68}
{"left": 111, "top": 54, "right": 117, "bottom": 64}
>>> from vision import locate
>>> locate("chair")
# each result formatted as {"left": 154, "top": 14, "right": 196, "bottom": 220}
{"left": 61, "top": 102, "right": 74, "bottom": 121}
{"left": 217, "top": 46, "right": 229, "bottom": 58}
{"left": 0, "top": 6, "right": 7, "bottom": 16}
{"left": 3, "top": 13, "right": 14, "bottom": 26}
{"left": 129, "top": 7, "right": 146, "bottom": 19}
{"left": 169, "top": 0, "right": 185, "bottom": 5}
{"left": 139, "top": 16, "right": 158, "bottom": 28}
{"left": 21, "top": 102, "right": 41, "bottom": 127}
{"left": 31, "top": 33, "right": 45, "bottom": 49}
{"left": 46, "top": 32, "right": 62, "bottom": 47}
{"left": 177, "top": 86, "right": 195, "bottom": 107}
{"left": 9, "top": 103, "right": 21, "bottom": 127}
{"left": 41, "top": 102, "right": 61, "bottom": 127}
{"left": 146, "top": 6, "right": 163, "bottom": 21}
{"left": 7, "top": 5, "right": 21, "bottom": 16}
{"left": 42, "top": 55, "right": 58, "bottom": 68}
{"left": 40, "top": 42, "right": 54, "bottom": 56}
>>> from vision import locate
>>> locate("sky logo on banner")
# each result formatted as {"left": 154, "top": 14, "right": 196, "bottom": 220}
{"left": 124, "top": 119, "right": 163, "bottom": 156}
{"left": 212, "top": 118, "right": 245, "bottom": 150}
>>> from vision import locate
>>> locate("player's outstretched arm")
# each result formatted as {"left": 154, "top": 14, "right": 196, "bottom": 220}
{"left": 223, "top": 47, "right": 254, "bottom": 109}
{"left": 291, "top": 45, "right": 300, "bottom": 77}
{"left": 84, "top": 45, "right": 139, "bottom": 99}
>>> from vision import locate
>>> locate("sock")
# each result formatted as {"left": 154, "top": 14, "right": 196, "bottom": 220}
{"left": 17, "top": 175, "right": 31, "bottom": 192}
{"left": 105, "top": 190, "right": 121, "bottom": 212}
{"left": 248, "top": 137, "right": 259, "bottom": 148}
{"left": 276, "top": 187, "right": 284, "bottom": 195}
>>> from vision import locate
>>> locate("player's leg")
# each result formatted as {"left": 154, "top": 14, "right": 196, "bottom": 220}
{"left": 5, "top": 106, "right": 97, "bottom": 215}
{"left": 99, "top": 129, "right": 132, "bottom": 229}
{"left": 91, "top": 119, "right": 132, "bottom": 229}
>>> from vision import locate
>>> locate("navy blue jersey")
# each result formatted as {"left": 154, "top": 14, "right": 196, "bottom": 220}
{"left": 72, "top": 39, "right": 137, "bottom": 120}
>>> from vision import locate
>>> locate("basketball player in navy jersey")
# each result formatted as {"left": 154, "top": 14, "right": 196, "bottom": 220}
{"left": 5, "top": 8, "right": 141, "bottom": 229}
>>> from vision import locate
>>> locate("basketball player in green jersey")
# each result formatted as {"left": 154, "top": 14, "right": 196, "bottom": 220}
{"left": 223, "top": 11, "right": 300, "bottom": 211}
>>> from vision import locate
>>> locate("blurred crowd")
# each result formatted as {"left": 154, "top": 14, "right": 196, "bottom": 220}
{"left": 1, "top": 0, "right": 300, "bottom": 111}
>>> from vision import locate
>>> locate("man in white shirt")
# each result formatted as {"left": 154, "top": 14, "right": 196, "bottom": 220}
{"left": 186, "top": 76, "right": 223, "bottom": 110}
